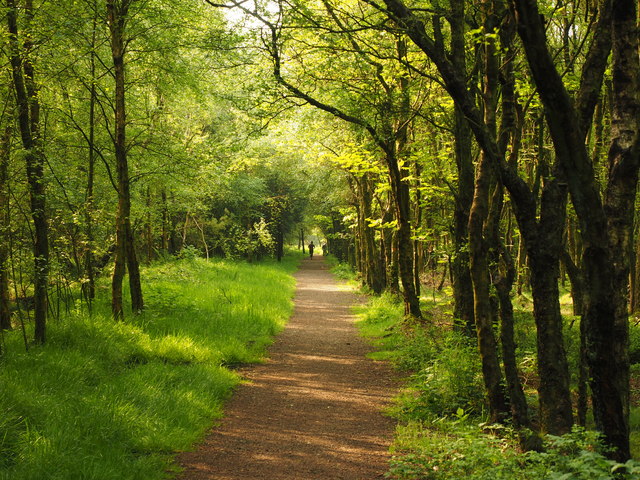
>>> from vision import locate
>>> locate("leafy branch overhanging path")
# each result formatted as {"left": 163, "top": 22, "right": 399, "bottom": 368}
{"left": 177, "top": 257, "right": 398, "bottom": 479}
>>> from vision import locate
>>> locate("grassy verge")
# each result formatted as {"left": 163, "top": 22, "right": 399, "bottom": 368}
{"left": 353, "top": 286, "right": 640, "bottom": 479}
{"left": 0, "top": 253, "right": 300, "bottom": 480}
{"left": 324, "top": 254, "right": 357, "bottom": 283}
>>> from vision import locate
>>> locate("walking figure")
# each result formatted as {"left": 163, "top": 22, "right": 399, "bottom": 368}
{"left": 308, "top": 241, "right": 315, "bottom": 259}
{"left": 322, "top": 243, "right": 328, "bottom": 256}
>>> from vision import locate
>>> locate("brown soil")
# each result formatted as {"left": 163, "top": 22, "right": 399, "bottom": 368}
{"left": 176, "top": 256, "right": 399, "bottom": 479}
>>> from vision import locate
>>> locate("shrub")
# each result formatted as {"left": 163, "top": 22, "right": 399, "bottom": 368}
{"left": 394, "top": 331, "right": 485, "bottom": 420}
{"left": 389, "top": 423, "right": 640, "bottom": 480}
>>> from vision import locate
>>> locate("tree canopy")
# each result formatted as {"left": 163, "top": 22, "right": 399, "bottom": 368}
{"left": 0, "top": 0, "right": 639, "bottom": 464}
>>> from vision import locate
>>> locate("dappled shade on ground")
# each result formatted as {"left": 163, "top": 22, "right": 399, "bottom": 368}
{"left": 177, "top": 257, "right": 398, "bottom": 479}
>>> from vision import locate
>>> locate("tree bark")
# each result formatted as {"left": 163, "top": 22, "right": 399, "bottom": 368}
{"left": 83, "top": 8, "right": 99, "bottom": 303}
{"left": 466, "top": 0, "right": 510, "bottom": 423}
{"left": 495, "top": 242, "right": 530, "bottom": 430}
{"left": 509, "top": 0, "right": 634, "bottom": 459}
{"left": 396, "top": 36, "right": 422, "bottom": 300}
{"left": 108, "top": 0, "right": 143, "bottom": 319}
{"left": 527, "top": 178, "right": 573, "bottom": 433}
{"left": 382, "top": 202, "right": 399, "bottom": 294}
{"left": 145, "top": 186, "right": 153, "bottom": 263}
{"left": 6, "top": 0, "right": 49, "bottom": 344}
{"left": 381, "top": 0, "right": 580, "bottom": 434}
{"left": 468, "top": 152, "right": 509, "bottom": 423}
{"left": 597, "top": 0, "right": 640, "bottom": 459}
{"left": 0, "top": 124, "right": 12, "bottom": 331}
{"left": 387, "top": 150, "right": 421, "bottom": 318}
{"left": 358, "top": 175, "right": 384, "bottom": 293}
{"left": 449, "top": 0, "right": 475, "bottom": 336}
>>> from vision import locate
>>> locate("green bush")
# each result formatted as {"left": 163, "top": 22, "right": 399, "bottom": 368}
{"left": 393, "top": 332, "right": 485, "bottom": 420}
{"left": 356, "top": 294, "right": 484, "bottom": 420}
{"left": 355, "top": 287, "right": 640, "bottom": 479}
{"left": 389, "top": 422, "right": 640, "bottom": 480}
{"left": 328, "top": 258, "right": 356, "bottom": 280}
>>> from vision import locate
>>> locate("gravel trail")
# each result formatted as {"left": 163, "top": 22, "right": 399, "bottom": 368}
{"left": 177, "top": 256, "right": 398, "bottom": 479}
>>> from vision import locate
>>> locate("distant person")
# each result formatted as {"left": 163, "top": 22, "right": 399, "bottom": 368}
{"left": 322, "top": 243, "right": 328, "bottom": 256}
{"left": 308, "top": 241, "right": 315, "bottom": 259}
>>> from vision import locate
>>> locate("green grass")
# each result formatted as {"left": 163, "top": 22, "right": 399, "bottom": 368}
{"left": 353, "top": 283, "right": 640, "bottom": 479}
{"left": 0, "top": 253, "right": 300, "bottom": 480}
{"left": 325, "top": 254, "right": 358, "bottom": 285}
{"left": 389, "top": 420, "right": 640, "bottom": 480}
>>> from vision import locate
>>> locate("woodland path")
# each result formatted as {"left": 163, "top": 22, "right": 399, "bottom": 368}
{"left": 176, "top": 256, "right": 399, "bottom": 479}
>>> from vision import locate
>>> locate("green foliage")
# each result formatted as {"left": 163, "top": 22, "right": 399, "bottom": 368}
{"left": 394, "top": 335, "right": 484, "bottom": 420}
{"left": 354, "top": 293, "right": 405, "bottom": 361}
{"left": 356, "top": 291, "right": 640, "bottom": 479}
{"left": 327, "top": 256, "right": 356, "bottom": 281}
{"left": 176, "top": 244, "right": 202, "bottom": 260}
{"left": 356, "top": 294, "right": 484, "bottom": 419}
{"left": 0, "top": 256, "right": 297, "bottom": 480}
{"left": 389, "top": 423, "right": 640, "bottom": 480}
{"left": 629, "top": 324, "right": 640, "bottom": 365}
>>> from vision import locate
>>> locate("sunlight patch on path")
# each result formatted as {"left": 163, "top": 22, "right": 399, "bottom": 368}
{"left": 177, "top": 257, "right": 397, "bottom": 480}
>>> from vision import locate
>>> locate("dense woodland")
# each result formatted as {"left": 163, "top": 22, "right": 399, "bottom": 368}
{"left": 1, "top": 0, "right": 639, "bottom": 470}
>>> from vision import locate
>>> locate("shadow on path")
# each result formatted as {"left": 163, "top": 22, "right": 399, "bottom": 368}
{"left": 177, "top": 256, "right": 398, "bottom": 479}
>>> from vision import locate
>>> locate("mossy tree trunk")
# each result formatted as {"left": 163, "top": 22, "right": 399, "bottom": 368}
{"left": 449, "top": 0, "right": 475, "bottom": 336}
{"left": 509, "top": 0, "right": 636, "bottom": 459}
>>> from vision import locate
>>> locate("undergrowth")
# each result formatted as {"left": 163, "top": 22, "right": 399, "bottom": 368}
{"left": 325, "top": 254, "right": 356, "bottom": 282}
{"left": 354, "top": 288, "right": 640, "bottom": 479}
{"left": 0, "top": 253, "right": 299, "bottom": 480}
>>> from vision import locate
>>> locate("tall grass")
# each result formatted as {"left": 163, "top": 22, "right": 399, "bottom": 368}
{"left": 0, "top": 254, "right": 299, "bottom": 480}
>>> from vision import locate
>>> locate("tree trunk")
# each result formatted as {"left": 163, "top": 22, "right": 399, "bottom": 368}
{"left": 509, "top": 0, "right": 634, "bottom": 459}
{"left": 145, "top": 187, "right": 153, "bottom": 263}
{"left": 527, "top": 179, "right": 574, "bottom": 433}
{"left": 396, "top": 36, "right": 421, "bottom": 301}
{"left": 450, "top": 0, "right": 475, "bottom": 336}
{"left": 108, "top": 0, "right": 143, "bottom": 319}
{"left": 577, "top": 316, "right": 589, "bottom": 426}
{"left": 596, "top": 0, "right": 640, "bottom": 459}
{"left": 0, "top": 124, "right": 12, "bottom": 331}
{"left": 7, "top": 0, "right": 49, "bottom": 344}
{"left": 161, "top": 190, "right": 169, "bottom": 253}
{"left": 387, "top": 151, "right": 421, "bottom": 318}
{"left": 495, "top": 243, "right": 530, "bottom": 430}
{"left": 468, "top": 152, "right": 509, "bottom": 423}
{"left": 472, "top": 5, "right": 508, "bottom": 412}
{"left": 382, "top": 203, "right": 399, "bottom": 294}
{"left": 358, "top": 176, "right": 384, "bottom": 293}
{"left": 413, "top": 172, "right": 422, "bottom": 298}
{"left": 469, "top": 0, "right": 511, "bottom": 423}
{"left": 83, "top": 12, "right": 98, "bottom": 303}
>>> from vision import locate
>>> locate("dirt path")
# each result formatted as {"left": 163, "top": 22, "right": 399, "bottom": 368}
{"left": 176, "top": 256, "right": 399, "bottom": 479}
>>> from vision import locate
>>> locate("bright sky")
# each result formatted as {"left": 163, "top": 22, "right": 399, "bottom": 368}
{"left": 221, "top": 0, "right": 279, "bottom": 28}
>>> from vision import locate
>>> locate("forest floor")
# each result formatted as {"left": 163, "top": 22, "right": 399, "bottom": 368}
{"left": 176, "top": 255, "right": 399, "bottom": 480}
